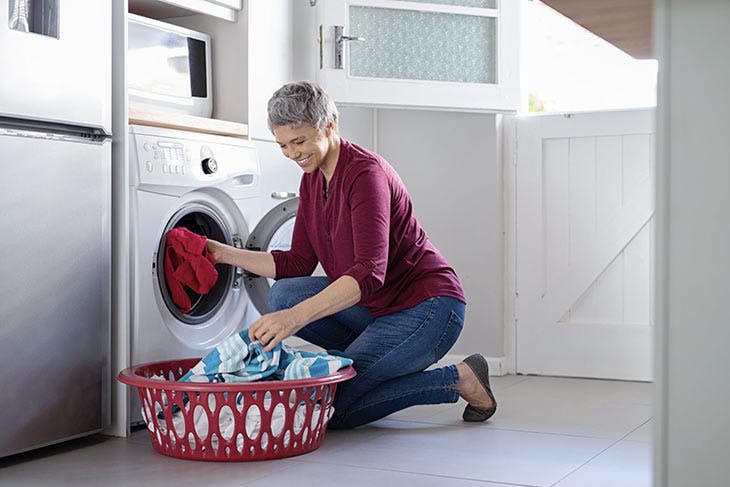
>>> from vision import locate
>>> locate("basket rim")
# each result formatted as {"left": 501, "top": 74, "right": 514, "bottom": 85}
{"left": 117, "top": 357, "right": 356, "bottom": 391}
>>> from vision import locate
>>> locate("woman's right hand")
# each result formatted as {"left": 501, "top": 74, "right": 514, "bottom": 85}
{"left": 205, "top": 239, "right": 230, "bottom": 265}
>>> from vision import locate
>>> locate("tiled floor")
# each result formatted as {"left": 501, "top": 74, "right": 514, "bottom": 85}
{"left": 0, "top": 374, "right": 653, "bottom": 487}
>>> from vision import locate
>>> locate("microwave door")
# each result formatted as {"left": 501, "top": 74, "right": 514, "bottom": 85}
{"left": 0, "top": 0, "right": 111, "bottom": 132}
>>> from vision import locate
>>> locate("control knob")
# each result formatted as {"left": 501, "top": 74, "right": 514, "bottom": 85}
{"left": 201, "top": 157, "right": 218, "bottom": 175}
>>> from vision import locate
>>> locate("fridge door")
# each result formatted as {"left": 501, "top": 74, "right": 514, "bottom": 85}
{"left": 0, "top": 129, "right": 111, "bottom": 458}
{"left": 0, "top": 0, "right": 111, "bottom": 132}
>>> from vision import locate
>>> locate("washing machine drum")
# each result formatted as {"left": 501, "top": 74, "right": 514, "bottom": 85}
{"left": 244, "top": 197, "right": 298, "bottom": 315}
{"left": 156, "top": 205, "right": 237, "bottom": 325}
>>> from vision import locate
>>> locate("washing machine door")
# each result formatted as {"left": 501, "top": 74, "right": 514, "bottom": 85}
{"left": 151, "top": 194, "right": 250, "bottom": 350}
{"left": 245, "top": 197, "right": 298, "bottom": 315}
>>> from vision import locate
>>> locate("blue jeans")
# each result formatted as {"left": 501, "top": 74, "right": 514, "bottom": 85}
{"left": 265, "top": 276, "right": 465, "bottom": 429}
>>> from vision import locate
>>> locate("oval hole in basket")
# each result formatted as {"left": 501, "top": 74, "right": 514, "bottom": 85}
{"left": 302, "top": 427, "right": 309, "bottom": 444}
{"left": 218, "top": 405, "right": 234, "bottom": 441}
{"left": 293, "top": 401, "right": 306, "bottom": 434}
{"left": 245, "top": 405, "right": 261, "bottom": 440}
{"left": 283, "top": 431, "right": 291, "bottom": 448}
{"left": 310, "top": 403, "right": 321, "bottom": 431}
{"left": 271, "top": 403, "right": 286, "bottom": 437}
{"left": 236, "top": 433, "right": 244, "bottom": 453}
{"left": 235, "top": 392, "right": 245, "bottom": 413}
{"left": 154, "top": 402, "right": 167, "bottom": 435}
{"left": 173, "top": 404, "right": 186, "bottom": 438}
{"left": 193, "top": 405, "right": 209, "bottom": 440}
{"left": 289, "top": 390, "right": 297, "bottom": 408}
{"left": 211, "top": 433, "right": 219, "bottom": 452}
{"left": 260, "top": 432, "right": 269, "bottom": 451}
{"left": 142, "top": 400, "right": 153, "bottom": 425}
{"left": 263, "top": 391, "right": 272, "bottom": 411}
{"left": 207, "top": 393, "right": 216, "bottom": 412}
{"left": 188, "top": 432, "right": 196, "bottom": 451}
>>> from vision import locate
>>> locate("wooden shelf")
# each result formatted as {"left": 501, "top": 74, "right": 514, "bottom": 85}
{"left": 129, "top": 107, "right": 248, "bottom": 138}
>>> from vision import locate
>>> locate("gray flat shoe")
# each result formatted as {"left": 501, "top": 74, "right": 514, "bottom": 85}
{"left": 462, "top": 353, "right": 497, "bottom": 422}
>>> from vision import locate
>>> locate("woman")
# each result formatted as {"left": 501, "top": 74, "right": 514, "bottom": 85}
{"left": 206, "top": 81, "right": 496, "bottom": 429}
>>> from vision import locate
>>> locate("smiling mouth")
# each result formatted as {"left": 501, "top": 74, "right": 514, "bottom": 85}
{"left": 296, "top": 156, "right": 311, "bottom": 167}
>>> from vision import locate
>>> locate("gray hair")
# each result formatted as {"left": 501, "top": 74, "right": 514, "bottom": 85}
{"left": 267, "top": 81, "right": 338, "bottom": 133}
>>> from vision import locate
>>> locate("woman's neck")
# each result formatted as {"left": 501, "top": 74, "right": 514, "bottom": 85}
{"left": 320, "top": 135, "right": 341, "bottom": 183}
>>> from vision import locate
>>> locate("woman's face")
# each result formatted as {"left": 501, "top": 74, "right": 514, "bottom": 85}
{"left": 273, "top": 122, "right": 334, "bottom": 174}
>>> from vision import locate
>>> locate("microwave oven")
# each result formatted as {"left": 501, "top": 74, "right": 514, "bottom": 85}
{"left": 128, "top": 14, "right": 212, "bottom": 118}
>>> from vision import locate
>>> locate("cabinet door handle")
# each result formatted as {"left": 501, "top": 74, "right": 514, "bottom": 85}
{"left": 334, "top": 25, "right": 365, "bottom": 70}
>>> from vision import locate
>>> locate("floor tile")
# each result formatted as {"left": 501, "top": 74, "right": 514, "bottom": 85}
{"left": 508, "top": 376, "right": 652, "bottom": 405}
{"left": 299, "top": 421, "right": 614, "bottom": 487}
{"left": 553, "top": 440, "right": 652, "bottom": 487}
{"left": 0, "top": 435, "right": 295, "bottom": 487}
{"left": 424, "top": 378, "right": 652, "bottom": 439}
{"left": 248, "top": 461, "right": 526, "bottom": 487}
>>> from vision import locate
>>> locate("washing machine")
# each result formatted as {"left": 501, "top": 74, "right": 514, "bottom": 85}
{"left": 127, "top": 125, "right": 298, "bottom": 424}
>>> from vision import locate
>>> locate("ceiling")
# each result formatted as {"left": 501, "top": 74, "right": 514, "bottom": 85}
{"left": 539, "top": 0, "right": 654, "bottom": 59}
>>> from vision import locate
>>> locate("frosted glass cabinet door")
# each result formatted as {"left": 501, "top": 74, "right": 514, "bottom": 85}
{"left": 316, "top": 0, "right": 520, "bottom": 112}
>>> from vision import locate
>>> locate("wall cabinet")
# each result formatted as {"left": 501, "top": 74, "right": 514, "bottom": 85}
{"left": 126, "top": 0, "right": 310, "bottom": 140}
{"left": 315, "top": 0, "right": 520, "bottom": 112}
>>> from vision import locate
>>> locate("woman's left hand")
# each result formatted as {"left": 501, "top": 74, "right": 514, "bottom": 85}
{"left": 248, "top": 309, "right": 303, "bottom": 352}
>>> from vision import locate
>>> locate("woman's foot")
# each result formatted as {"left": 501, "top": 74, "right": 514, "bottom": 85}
{"left": 456, "top": 354, "right": 497, "bottom": 421}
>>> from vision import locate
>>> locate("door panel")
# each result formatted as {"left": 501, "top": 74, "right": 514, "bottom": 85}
{"left": 0, "top": 0, "right": 111, "bottom": 131}
{"left": 514, "top": 109, "right": 655, "bottom": 380}
{"left": 0, "top": 132, "right": 111, "bottom": 456}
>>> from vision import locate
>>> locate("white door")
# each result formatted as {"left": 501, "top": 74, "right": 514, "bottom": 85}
{"left": 315, "top": 0, "right": 520, "bottom": 111}
{"left": 513, "top": 109, "right": 655, "bottom": 380}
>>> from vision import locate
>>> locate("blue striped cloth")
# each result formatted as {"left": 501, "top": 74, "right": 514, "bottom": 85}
{"left": 179, "top": 330, "right": 353, "bottom": 383}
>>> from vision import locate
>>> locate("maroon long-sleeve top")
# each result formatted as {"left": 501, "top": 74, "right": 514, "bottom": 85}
{"left": 271, "top": 139, "right": 465, "bottom": 318}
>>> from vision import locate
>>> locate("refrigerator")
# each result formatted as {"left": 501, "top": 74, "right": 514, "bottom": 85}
{"left": 0, "top": 0, "right": 112, "bottom": 457}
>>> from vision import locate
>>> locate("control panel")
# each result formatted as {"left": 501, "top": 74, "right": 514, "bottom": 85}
{"left": 129, "top": 125, "right": 260, "bottom": 188}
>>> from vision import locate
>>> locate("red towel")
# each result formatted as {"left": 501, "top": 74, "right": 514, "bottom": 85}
{"left": 164, "top": 227, "right": 219, "bottom": 313}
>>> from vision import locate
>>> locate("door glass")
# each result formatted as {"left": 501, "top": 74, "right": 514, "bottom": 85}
{"left": 8, "top": 0, "right": 58, "bottom": 38}
{"left": 349, "top": 6, "right": 496, "bottom": 84}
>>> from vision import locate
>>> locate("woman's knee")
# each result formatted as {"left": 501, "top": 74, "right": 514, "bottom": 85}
{"left": 266, "top": 279, "right": 295, "bottom": 312}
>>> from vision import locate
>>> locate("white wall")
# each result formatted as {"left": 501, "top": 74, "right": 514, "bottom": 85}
{"left": 339, "top": 107, "right": 504, "bottom": 358}
{"left": 655, "top": 1, "right": 730, "bottom": 485}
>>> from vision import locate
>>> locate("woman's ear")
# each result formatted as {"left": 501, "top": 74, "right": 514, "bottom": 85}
{"left": 325, "top": 119, "right": 337, "bottom": 137}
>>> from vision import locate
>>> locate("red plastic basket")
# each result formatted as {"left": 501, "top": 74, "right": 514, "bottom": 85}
{"left": 118, "top": 358, "right": 355, "bottom": 462}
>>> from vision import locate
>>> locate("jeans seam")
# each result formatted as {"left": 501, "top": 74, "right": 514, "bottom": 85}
{"left": 433, "top": 308, "right": 464, "bottom": 361}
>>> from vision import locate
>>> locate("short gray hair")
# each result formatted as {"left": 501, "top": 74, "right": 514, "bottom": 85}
{"left": 267, "top": 81, "right": 338, "bottom": 132}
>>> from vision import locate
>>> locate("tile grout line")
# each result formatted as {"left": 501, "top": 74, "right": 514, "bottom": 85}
{"left": 377, "top": 417, "right": 648, "bottom": 442}
{"left": 546, "top": 416, "right": 654, "bottom": 487}
{"left": 285, "top": 458, "right": 541, "bottom": 487}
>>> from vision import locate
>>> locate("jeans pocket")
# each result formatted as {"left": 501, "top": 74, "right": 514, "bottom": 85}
{"left": 434, "top": 308, "right": 465, "bottom": 362}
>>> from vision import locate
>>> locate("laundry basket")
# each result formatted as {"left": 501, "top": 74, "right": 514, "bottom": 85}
{"left": 118, "top": 358, "right": 355, "bottom": 462}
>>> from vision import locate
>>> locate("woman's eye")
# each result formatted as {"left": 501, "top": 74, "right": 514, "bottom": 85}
{"left": 294, "top": 140, "right": 304, "bottom": 145}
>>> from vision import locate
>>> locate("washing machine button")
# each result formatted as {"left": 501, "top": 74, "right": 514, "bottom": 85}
{"left": 145, "top": 161, "right": 154, "bottom": 173}
{"left": 202, "top": 157, "right": 218, "bottom": 175}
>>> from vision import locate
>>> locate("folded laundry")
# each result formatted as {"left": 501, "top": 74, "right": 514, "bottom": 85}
{"left": 164, "top": 227, "right": 218, "bottom": 313}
